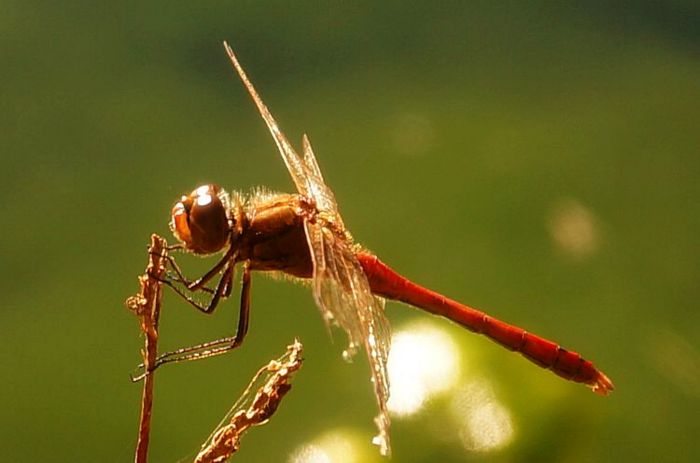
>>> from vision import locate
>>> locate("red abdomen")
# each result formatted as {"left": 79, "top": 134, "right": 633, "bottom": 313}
{"left": 357, "top": 252, "right": 613, "bottom": 395}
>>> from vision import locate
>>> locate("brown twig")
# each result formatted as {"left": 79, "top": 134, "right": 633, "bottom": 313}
{"left": 194, "top": 340, "right": 304, "bottom": 463}
{"left": 125, "top": 234, "right": 168, "bottom": 463}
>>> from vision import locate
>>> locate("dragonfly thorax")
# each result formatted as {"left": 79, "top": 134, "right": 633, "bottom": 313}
{"left": 170, "top": 184, "right": 234, "bottom": 255}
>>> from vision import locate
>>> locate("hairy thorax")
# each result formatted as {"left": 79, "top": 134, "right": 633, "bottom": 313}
{"left": 237, "top": 193, "right": 314, "bottom": 278}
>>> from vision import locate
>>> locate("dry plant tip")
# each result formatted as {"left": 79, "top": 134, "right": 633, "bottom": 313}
{"left": 194, "top": 340, "right": 305, "bottom": 463}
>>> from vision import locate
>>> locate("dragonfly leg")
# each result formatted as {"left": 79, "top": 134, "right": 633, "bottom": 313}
{"left": 148, "top": 246, "right": 239, "bottom": 312}
{"left": 132, "top": 262, "right": 252, "bottom": 381}
{"left": 158, "top": 259, "right": 232, "bottom": 315}
{"left": 147, "top": 253, "right": 214, "bottom": 295}
{"left": 154, "top": 246, "right": 235, "bottom": 292}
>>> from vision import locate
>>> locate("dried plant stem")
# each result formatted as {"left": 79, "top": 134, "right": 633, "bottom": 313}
{"left": 125, "top": 234, "right": 168, "bottom": 463}
{"left": 195, "top": 340, "right": 304, "bottom": 463}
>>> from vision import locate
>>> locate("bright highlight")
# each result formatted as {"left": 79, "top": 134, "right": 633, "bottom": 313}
{"left": 289, "top": 431, "right": 358, "bottom": 463}
{"left": 450, "top": 380, "right": 514, "bottom": 452}
{"left": 387, "top": 321, "right": 461, "bottom": 416}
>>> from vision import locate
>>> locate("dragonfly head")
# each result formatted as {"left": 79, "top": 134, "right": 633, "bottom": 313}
{"left": 170, "top": 184, "right": 233, "bottom": 255}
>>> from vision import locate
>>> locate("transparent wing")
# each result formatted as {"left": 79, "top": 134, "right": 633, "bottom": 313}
{"left": 224, "top": 42, "right": 312, "bottom": 197}
{"left": 224, "top": 43, "right": 342, "bottom": 218}
{"left": 224, "top": 42, "right": 391, "bottom": 455}
{"left": 301, "top": 134, "right": 342, "bottom": 223}
{"left": 304, "top": 221, "right": 392, "bottom": 455}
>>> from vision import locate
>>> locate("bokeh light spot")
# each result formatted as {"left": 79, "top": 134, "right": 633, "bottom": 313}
{"left": 390, "top": 112, "right": 434, "bottom": 157}
{"left": 387, "top": 321, "right": 461, "bottom": 416}
{"left": 547, "top": 197, "right": 601, "bottom": 260}
{"left": 289, "top": 444, "right": 331, "bottom": 463}
{"left": 289, "top": 431, "right": 358, "bottom": 463}
{"left": 648, "top": 329, "right": 700, "bottom": 398}
{"left": 450, "top": 380, "right": 514, "bottom": 452}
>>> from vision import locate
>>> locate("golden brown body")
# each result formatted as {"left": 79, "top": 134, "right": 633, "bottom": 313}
{"left": 238, "top": 193, "right": 314, "bottom": 278}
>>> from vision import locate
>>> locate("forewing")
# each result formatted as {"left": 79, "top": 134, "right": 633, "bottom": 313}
{"left": 302, "top": 134, "right": 324, "bottom": 182}
{"left": 301, "top": 134, "right": 344, "bottom": 227}
{"left": 304, "top": 221, "right": 392, "bottom": 456}
{"left": 224, "top": 42, "right": 312, "bottom": 197}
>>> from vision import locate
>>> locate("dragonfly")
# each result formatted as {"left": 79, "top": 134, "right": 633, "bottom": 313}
{"left": 142, "top": 41, "right": 613, "bottom": 456}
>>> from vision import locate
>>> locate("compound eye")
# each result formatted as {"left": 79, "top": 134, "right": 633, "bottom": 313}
{"left": 171, "top": 184, "right": 230, "bottom": 254}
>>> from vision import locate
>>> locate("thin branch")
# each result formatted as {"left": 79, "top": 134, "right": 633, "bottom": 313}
{"left": 194, "top": 340, "right": 305, "bottom": 463}
{"left": 125, "top": 234, "right": 168, "bottom": 463}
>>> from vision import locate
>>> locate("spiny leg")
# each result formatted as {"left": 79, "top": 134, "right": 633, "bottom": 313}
{"left": 132, "top": 257, "right": 235, "bottom": 380}
{"left": 155, "top": 261, "right": 252, "bottom": 365}
{"left": 153, "top": 246, "right": 235, "bottom": 293}
{"left": 148, "top": 245, "right": 239, "bottom": 314}
{"left": 132, "top": 262, "right": 253, "bottom": 381}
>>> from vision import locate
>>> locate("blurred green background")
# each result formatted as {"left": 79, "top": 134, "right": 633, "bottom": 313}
{"left": 1, "top": 1, "right": 698, "bottom": 462}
